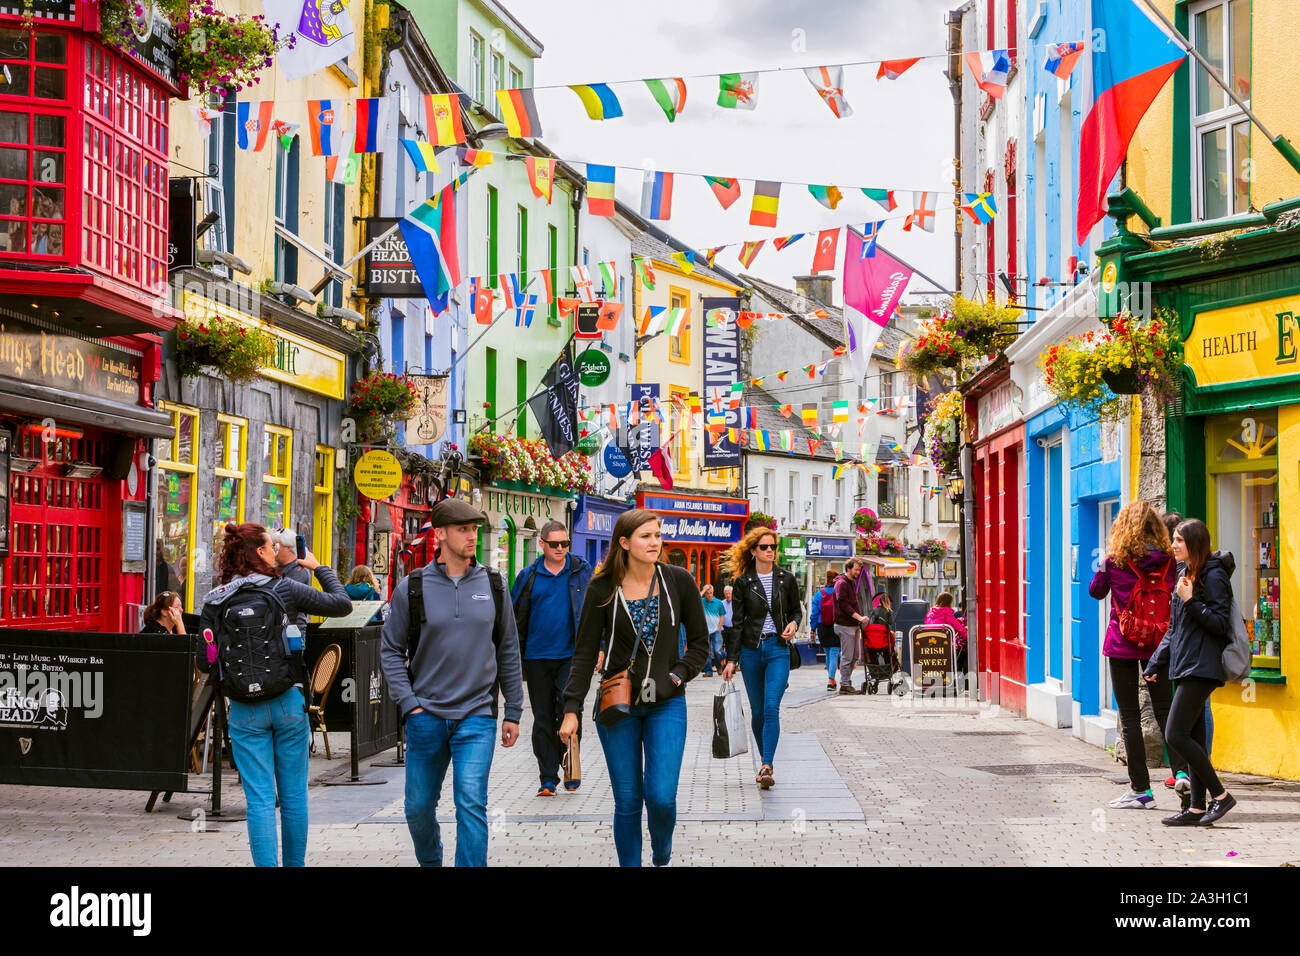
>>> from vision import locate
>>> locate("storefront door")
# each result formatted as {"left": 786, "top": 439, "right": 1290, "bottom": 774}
{"left": 1099, "top": 500, "right": 1119, "bottom": 710}
{"left": 1046, "top": 440, "right": 1065, "bottom": 684}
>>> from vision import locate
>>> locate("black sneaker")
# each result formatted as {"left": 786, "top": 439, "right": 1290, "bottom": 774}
{"left": 1161, "top": 809, "right": 1205, "bottom": 827}
{"left": 1199, "top": 793, "right": 1237, "bottom": 825}
{"left": 1179, "top": 789, "right": 1191, "bottom": 813}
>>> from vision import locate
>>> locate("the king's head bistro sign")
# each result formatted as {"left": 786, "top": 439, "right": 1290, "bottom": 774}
{"left": 364, "top": 218, "right": 424, "bottom": 298}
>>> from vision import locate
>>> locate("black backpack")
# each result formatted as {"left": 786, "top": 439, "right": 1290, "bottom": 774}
{"left": 213, "top": 580, "right": 296, "bottom": 703}
{"left": 406, "top": 565, "right": 507, "bottom": 711}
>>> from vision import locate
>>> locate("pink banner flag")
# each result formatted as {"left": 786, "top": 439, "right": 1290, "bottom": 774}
{"left": 842, "top": 229, "right": 912, "bottom": 384}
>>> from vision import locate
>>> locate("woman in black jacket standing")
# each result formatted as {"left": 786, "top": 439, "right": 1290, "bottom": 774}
{"left": 1144, "top": 518, "right": 1237, "bottom": 826}
{"left": 559, "top": 509, "right": 708, "bottom": 867}
{"left": 721, "top": 526, "right": 802, "bottom": 790}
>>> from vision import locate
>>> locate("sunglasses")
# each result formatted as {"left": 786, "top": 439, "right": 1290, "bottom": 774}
{"left": 755, "top": 543, "right": 777, "bottom": 551}
{"left": 544, "top": 539, "right": 571, "bottom": 549}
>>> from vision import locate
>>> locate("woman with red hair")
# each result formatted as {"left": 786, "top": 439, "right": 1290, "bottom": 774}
{"left": 199, "top": 522, "right": 353, "bottom": 867}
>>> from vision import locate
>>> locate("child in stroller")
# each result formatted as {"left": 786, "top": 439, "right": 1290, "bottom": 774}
{"left": 862, "top": 594, "right": 902, "bottom": 694}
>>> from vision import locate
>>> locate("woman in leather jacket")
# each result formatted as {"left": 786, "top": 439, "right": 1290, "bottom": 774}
{"left": 721, "top": 526, "right": 802, "bottom": 790}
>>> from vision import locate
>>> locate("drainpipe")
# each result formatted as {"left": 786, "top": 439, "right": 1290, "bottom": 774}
{"left": 947, "top": 6, "right": 965, "bottom": 295}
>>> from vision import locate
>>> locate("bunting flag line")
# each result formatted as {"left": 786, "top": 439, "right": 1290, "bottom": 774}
{"left": 634, "top": 256, "right": 657, "bottom": 291}
{"left": 804, "top": 65, "right": 852, "bottom": 118}
{"left": 861, "top": 220, "right": 883, "bottom": 258}
{"left": 772, "top": 234, "right": 804, "bottom": 251}
{"left": 497, "top": 273, "right": 518, "bottom": 309}
{"left": 470, "top": 277, "right": 493, "bottom": 325}
{"left": 497, "top": 87, "right": 543, "bottom": 138}
{"left": 877, "top": 57, "right": 921, "bottom": 80}
{"left": 960, "top": 192, "right": 998, "bottom": 224}
{"left": 641, "top": 170, "right": 674, "bottom": 220}
{"left": 640, "top": 305, "right": 669, "bottom": 335}
{"left": 750, "top": 180, "right": 781, "bottom": 227}
{"left": 236, "top": 100, "right": 274, "bottom": 151}
{"left": 194, "top": 105, "right": 223, "bottom": 131}
{"left": 596, "top": 301, "right": 624, "bottom": 330}
{"left": 265, "top": 0, "right": 355, "bottom": 83}
{"left": 737, "top": 240, "right": 764, "bottom": 269}
{"left": 670, "top": 250, "right": 696, "bottom": 274}
{"left": 557, "top": 297, "right": 580, "bottom": 316}
{"left": 704, "top": 175, "right": 742, "bottom": 210}
{"left": 272, "top": 119, "right": 299, "bottom": 151}
{"left": 811, "top": 227, "right": 839, "bottom": 274}
{"left": 597, "top": 261, "right": 618, "bottom": 294}
{"left": 424, "top": 93, "right": 467, "bottom": 145}
{"left": 718, "top": 72, "right": 759, "bottom": 109}
{"left": 808, "top": 184, "right": 843, "bottom": 210}
{"left": 965, "top": 48, "right": 1011, "bottom": 98}
{"left": 569, "top": 82, "right": 624, "bottom": 120}
{"left": 645, "top": 77, "right": 687, "bottom": 121}
{"left": 526, "top": 156, "right": 555, "bottom": 203}
{"left": 665, "top": 307, "right": 691, "bottom": 337}
{"left": 352, "top": 97, "right": 384, "bottom": 154}
{"left": 1045, "top": 41, "right": 1086, "bottom": 79}
{"left": 540, "top": 269, "right": 554, "bottom": 303}
{"left": 832, "top": 401, "right": 849, "bottom": 422}
{"left": 904, "top": 191, "right": 938, "bottom": 232}
{"left": 306, "top": 99, "right": 342, "bottom": 156}
{"left": 401, "top": 138, "right": 440, "bottom": 173}
{"left": 586, "top": 163, "right": 615, "bottom": 216}
{"left": 327, "top": 141, "right": 361, "bottom": 184}
{"left": 800, "top": 403, "right": 818, "bottom": 426}
{"left": 863, "top": 187, "right": 898, "bottom": 211}
{"left": 570, "top": 265, "right": 596, "bottom": 302}
{"left": 704, "top": 246, "right": 723, "bottom": 268}
{"left": 457, "top": 147, "right": 494, "bottom": 168}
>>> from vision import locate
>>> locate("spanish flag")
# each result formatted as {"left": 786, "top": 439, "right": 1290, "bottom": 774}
{"left": 526, "top": 156, "right": 554, "bottom": 203}
{"left": 497, "top": 88, "right": 542, "bottom": 138}
{"left": 749, "top": 180, "right": 781, "bottom": 227}
{"left": 423, "top": 93, "right": 466, "bottom": 145}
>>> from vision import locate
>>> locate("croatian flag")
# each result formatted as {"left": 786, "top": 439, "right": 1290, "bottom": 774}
{"left": 842, "top": 229, "right": 912, "bottom": 385}
{"left": 236, "top": 101, "right": 274, "bottom": 151}
{"left": 1076, "top": 0, "right": 1184, "bottom": 243}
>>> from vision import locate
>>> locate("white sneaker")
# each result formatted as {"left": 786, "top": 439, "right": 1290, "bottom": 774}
{"left": 1109, "top": 790, "right": 1156, "bottom": 809}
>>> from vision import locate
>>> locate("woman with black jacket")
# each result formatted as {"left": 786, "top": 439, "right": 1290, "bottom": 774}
{"left": 199, "top": 522, "right": 353, "bottom": 866}
{"left": 721, "top": 526, "right": 802, "bottom": 790}
{"left": 1144, "top": 518, "right": 1237, "bottom": 827}
{"left": 559, "top": 509, "right": 708, "bottom": 867}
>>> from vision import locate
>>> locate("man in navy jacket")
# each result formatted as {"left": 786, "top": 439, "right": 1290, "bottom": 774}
{"left": 511, "top": 520, "right": 593, "bottom": 796}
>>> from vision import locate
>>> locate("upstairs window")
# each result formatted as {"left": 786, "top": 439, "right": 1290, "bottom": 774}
{"left": 1191, "top": 0, "right": 1251, "bottom": 220}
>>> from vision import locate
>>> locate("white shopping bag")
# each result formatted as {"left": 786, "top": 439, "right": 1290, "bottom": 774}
{"left": 712, "top": 678, "right": 749, "bottom": 758}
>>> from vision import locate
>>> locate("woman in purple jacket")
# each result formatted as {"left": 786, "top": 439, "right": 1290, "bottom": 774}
{"left": 1089, "top": 501, "right": 1177, "bottom": 811}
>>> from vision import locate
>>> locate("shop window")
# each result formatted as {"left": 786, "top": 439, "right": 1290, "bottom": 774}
{"left": 669, "top": 287, "right": 690, "bottom": 363}
{"left": 878, "top": 466, "right": 909, "bottom": 519}
{"left": 938, "top": 488, "right": 957, "bottom": 523}
{"left": 787, "top": 473, "right": 797, "bottom": 526}
{"left": 213, "top": 414, "right": 246, "bottom": 580}
{"left": 509, "top": 65, "right": 522, "bottom": 91}
{"left": 1190, "top": 0, "right": 1252, "bottom": 220}
{"left": 157, "top": 403, "right": 199, "bottom": 612}
{"left": 0, "top": 105, "right": 67, "bottom": 258}
{"left": 313, "top": 445, "right": 334, "bottom": 575}
{"left": 547, "top": 224, "right": 558, "bottom": 326}
{"left": 486, "top": 184, "right": 497, "bottom": 287}
{"left": 261, "top": 424, "right": 293, "bottom": 531}
{"left": 1206, "top": 411, "right": 1280, "bottom": 671}
{"left": 669, "top": 384, "right": 689, "bottom": 480}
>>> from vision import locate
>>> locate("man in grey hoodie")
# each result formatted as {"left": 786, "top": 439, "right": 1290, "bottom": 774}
{"left": 380, "top": 498, "right": 523, "bottom": 867}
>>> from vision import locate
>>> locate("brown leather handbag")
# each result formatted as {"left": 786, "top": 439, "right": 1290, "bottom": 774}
{"left": 562, "top": 735, "right": 581, "bottom": 787}
{"left": 596, "top": 585, "right": 650, "bottom": 727}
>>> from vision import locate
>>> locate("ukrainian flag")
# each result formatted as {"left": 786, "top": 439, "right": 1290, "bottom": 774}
{"left": 401, "top": 139, "right": 440, "bottom": 174}
{"left": 568, "top": 83, "right": 624, "bottom": 120}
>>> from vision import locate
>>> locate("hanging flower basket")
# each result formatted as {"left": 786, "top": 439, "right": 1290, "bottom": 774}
{"left": 853, "top": 508, "right": 880, "bottom": 536}
{"left": 1101, "top": 368, "right": 1144, "bottom": 394}
{"left": 861, "top": 534, "right": 904, "bottom": 557}
{"left": 922, "top": 389, "right": 965, "bottom": 475}
{"left": 468, "top": 433, "right": 594, "bottom": 494}
{"left": 916, "top": 538, "right": 948, "bottom": 561}
{"left": 349, "top": 372, "right": 420, "bottom": 418}
{"left": 175, "top": 316, "right": 274, "bottom": 382}
{"left": 746, "top": 512, "right": 778, "bottom": 533}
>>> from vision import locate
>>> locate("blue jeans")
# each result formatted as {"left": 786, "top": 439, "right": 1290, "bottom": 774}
{"left": 739, "top": 637, "right": 791, "bottom": 767}
{"left": 703, "top": 631, "right": 724, "bottom": 674}
{"left": 825, "top": 645, "right": 841, "bottom": 681}
{"left": 226, "top": 686, "right": 310, "bottom": 867}
{"left": 595, "top": 694, "right": 687, "bottom": 867}
{"left": 403, "top": 712, "right": 497, "bottom": 867}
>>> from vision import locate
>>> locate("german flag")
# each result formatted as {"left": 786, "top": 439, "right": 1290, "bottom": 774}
{"left": 497, "top": 88, "right": 542, "bottom": 138}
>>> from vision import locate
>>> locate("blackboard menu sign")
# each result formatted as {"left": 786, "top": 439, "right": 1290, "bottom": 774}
{"left": 910, "top": 625, "right": 954, "bottom": 693}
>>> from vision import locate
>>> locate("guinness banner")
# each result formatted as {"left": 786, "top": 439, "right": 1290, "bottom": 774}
{"left": 0, "top": 630, "right": 192, "bottom": 791}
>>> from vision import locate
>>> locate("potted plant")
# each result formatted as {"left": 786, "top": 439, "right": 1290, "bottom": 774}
{"left": 922, "top": 389, "right": 964, "bottom": 474}
{"left": 175, "top": 315, "right": 274, "bottom": 382}
{"left": 746, "top": 512, "right": 778, "bottom": 533}
{"left": 897, "top": 315, "right": 963, "bottom": 378}
{"left": 1040, "top": 310, "right": 1180, "bottom": 421}
{"left": 467, "top": 432, "right": 593, "bottom": 494}
{"left": 916, "top": 538, "right": 948, "bottom": 561}
{"left": 853, "top": 507, "right": 880, "bottom": 536}
{"left": 945, "top": 296, "right": 1022, "bottom": 356}
{"left": 348, "top": 371, "right": 420, "bottom": 441}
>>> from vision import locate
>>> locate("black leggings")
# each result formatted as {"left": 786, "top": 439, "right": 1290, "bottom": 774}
{"left": 1165, "top": 677, "right": 1224, "bottom": 811}
{"left": 1108, "top": 657, "right": 1175, "bottom": 792}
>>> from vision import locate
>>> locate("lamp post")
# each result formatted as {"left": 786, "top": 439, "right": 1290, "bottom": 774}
{"left": 946, "top": 468, "right": 968, "bottom": 692}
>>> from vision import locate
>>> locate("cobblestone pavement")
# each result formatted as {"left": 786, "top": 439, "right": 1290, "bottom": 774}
{"left": 3, "top": 668, "right": 1298, "bottom": 866}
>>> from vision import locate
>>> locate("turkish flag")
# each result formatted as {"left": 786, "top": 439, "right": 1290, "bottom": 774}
{"left": 811, "top": 227, "right": 839, "bottom": 274}
{"left": 474, "top": 286, "right": 494, "bottom": 325}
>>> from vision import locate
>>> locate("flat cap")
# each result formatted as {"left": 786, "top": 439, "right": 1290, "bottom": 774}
{"left": 429, "top": 497, "right": 487, "bottom": 527}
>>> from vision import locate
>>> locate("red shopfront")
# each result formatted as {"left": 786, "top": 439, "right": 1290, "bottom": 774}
{"left": 636, "top": 491, "right": 748, "bottom": 587}
{"left": 965, "top": 360, "right": 1027, "bottom": 714}
{"left": 0, "top": 2, "right": 181, "bottom": 631}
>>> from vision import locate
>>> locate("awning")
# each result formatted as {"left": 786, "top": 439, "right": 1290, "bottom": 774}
{"left": 0, "top": 378, "right": 172, "bottom": 438}
{"left": 860, "top": 555, "right": 918, "bottom": 577}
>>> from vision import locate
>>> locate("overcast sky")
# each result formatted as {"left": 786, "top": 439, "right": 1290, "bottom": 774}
{"left": 503, "top": 0, "right": 960, "bottom": 303}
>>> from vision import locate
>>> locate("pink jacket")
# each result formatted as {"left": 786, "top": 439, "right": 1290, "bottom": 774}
{"left": 925, "top": 605, "right": 968, "bottom": 649}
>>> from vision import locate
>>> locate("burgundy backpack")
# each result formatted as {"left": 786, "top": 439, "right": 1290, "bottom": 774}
{"left": 819, "top": 587, "right": 836, "bottom": 626}
{"left": 1118, "top": 559, "right": 1173, "bottom": 649}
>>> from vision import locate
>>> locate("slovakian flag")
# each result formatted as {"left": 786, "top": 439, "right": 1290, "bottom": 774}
{"left": 811, "top": 227, "right": 839, "bottom": 274}
{"left": 1045, "top": 41, "right": 1086, "bottom": 80}
{"left": 843, "top": 228, "right": 912, "bottom": 385}
{"left": 803, "top": 65, "right": 853, "bottom": 118}
{"left": 1077, "top": 0, "right": 1184, "bottom": 244}
{"left": 307, "top": 99, "right": 342, "bottom": 156}
{"left": 568, "top": 82, "right": 623, "bottom": 120}
{"left": 352, "top": 97, "right": 385, "bottom": 153}
{"left": 586, "top": 163, "right": 615, "bottom": 216}
{"left": 964, "top": 49, "right": 1011, "bottom": 98}
{"left": 704, "top": 175, "right": 741, "bottom": 210}
{"left": 877, "top": 58, "right": 921, "bottom": 80}
{"left": 645, "top": 77, "right": 687, "bottom": 122}
{"left": 641, "top": 170, "right": 674, "bottom": 220}
{"left": 399, "top": 181, "right": 462, "bottom": 314}
{"left": 236, "top": 100, "right": 274, "bottom": 151}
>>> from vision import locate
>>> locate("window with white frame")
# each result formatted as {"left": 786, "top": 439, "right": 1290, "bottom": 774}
{"left": 322, "top": 179, "right": 344, "bottom": 307}
{"left": 509, "top": 65, "right": 522, "bottom": 91}
{"left": 763, "top": 468, "right": 774, "bottom": 515}
{"left": 490, "top": 50, "right": 505, "bottom": 104}
{"left": 1191, "top": 0, "right": 1251, "bottom": 220}
{"left": 810, "top": 475, "right": 821, "bottom": 524}
{"left": 880, "top": 370, "right": 896, "bottom": 406}
{"left": 787, "top": 473, "right": 798, "bottom": 526}
{"left": 469, "top": 32, "right": 485, "bottom": 104}
{"left": 202, "top": 103, "right": 228, "bottom": 270}
{"left": 921, "top": 469, "right": 931, "bottom": 525}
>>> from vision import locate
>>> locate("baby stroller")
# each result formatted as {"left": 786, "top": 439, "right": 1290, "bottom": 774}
{"left": 862, "top": 622, "right": 901, "bottom": 695}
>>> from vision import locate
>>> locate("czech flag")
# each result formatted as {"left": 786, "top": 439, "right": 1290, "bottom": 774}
{"left": 568, "top": 82, "right": 623, "bottom": 120}
{"left": 352, "top": 97, "right": 383, "bottom": 154}
{"left": 236, "top": 100, "right": 274, "bottom": 151}
{"left": 307, "top": 99, "right": 340, "bottom": 156}
{"left": 1076, "top": 0, "right": 1184, "bottom": 243}
{"left": 587, "top": 163, "right": 615, "bottom": 216}
{"left": 640, "top": 170, "right": 674, "bottom": 221}
{"left": 1045, "top": 41, "right": 1086, "bottom": 80}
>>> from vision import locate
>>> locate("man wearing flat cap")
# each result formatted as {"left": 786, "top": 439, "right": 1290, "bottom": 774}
{"left": 380, "top": 497, "right": 523, "bottom": 867}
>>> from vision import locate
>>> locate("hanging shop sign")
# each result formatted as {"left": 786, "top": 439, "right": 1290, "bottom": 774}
{"left": 482, "top": 486, "right": 567, "bottom": 527}
{"left": 114, "top": 0, "right": 180, "bottom": 90}
{"left": 603, "top": 441, "right": 632, "bottom": 478}
{"left": 628, "top": 383, "right": 659, "bottom": 471}
{"left": 0, "top": 316, "right": 142, "bottom": 404}
{"left": 658, "top": 516, "right": 743, "bottom": 544}
{"left": 363, "top": 218, "right": 424, "bottom": 298}
{"left": 354, "top": 450, "right": 403, "bottom": 500}
{"left": 576, "top": 348, "right": 611, "bottom": 386}
{"left": 575, "top": 431, "right": 601, "bottom": 456}
{"left": 1184, "top": 293, "right": 1300, "bottom": 390}
{"left": 575, "top": 302, "right": 604, "bottom": 339}
{"left": 802, "top": 535, "right": 855, "bottom": 559}
{"left": 405, "top": 374, "right": 449, "bottom": 443}
{"left": 183, "top": 293, "right": 346, "bottom": 399}
{"left": 975, "top": 379, "right": 1023, "bottom": 438}
{"left": 641, "top": 494, "right": 749, "bottom": 517}
{"left": 168, "top": 178, "right": 196, "bottom": 272}
{"left": 702, "top": 296, "right": 742, "bottom": 469}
